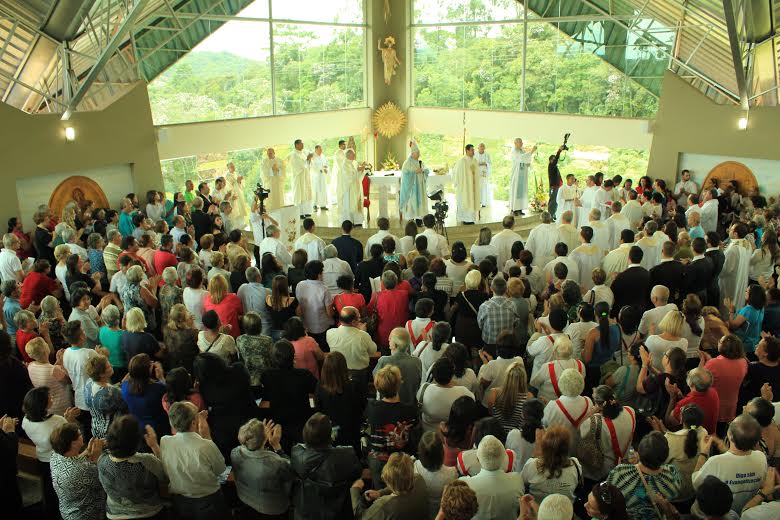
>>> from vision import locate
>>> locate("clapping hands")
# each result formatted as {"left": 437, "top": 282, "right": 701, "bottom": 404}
{"left": 0, "top": 415, "right": 17, "bottom": 433}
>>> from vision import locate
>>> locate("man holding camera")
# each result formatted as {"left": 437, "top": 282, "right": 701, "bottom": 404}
{"left": 548, "top": 145, "right": 565, "bottom": 219}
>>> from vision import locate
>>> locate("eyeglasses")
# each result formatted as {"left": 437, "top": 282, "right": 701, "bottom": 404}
{"left": 596, "top": 481, "right": 612, "bottom": 505}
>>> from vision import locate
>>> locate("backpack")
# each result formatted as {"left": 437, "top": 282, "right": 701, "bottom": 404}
{"left": 576, "top": 415, "right": 604, "bottom": 473}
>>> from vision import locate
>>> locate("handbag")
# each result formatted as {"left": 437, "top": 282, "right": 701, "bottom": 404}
{"left": 365, "top": 293, "right": 379, "bottom": 336}
{"left": 576, "top": 415, "right": 604, "bottom": 473}
{"left": 636, "top": 464, "right": 679, "bottom": 520}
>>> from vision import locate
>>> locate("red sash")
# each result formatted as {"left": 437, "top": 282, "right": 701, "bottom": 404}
{"left": 548, "top": 360, "right": 585, "bottom": 397}
{"left": 555, "top": 399, "right": 590, "bottom": 428}
{"left": 456, "top": 449, "right": 514, "bottom": 476}
{"left": 604, "top": 407, "right": 636, "bottom": 463}
{"left": 407, "top": 320, "right": 434, "bottom": 346}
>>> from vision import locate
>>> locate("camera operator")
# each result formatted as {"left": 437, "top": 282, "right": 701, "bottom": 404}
{"left": 249, "top": 192, "right": 279, "bottom": 267}
{"left": 548, "top": 144, "right": 566, "bottom": 220}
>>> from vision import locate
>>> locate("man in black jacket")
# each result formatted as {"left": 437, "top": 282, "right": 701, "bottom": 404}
{"left": 331, "top": 220, "right": 363, "bottom": 273}
{"left": 547, "top": 145, "right": 564, "bottom": 220}
{"left": 705, "top": 231, "right": 725, "bottom": 307}
{"left": 650, "top": 241, "right": 685, "bottom": 306}
{"left": 684, "top": 237, "right": 714, "bottom": 306}
{"left": 190, "top": 197, "right": 212, "bottom": 247}
{"left": 611, "top": 246, "right": 651, "bottom": 317}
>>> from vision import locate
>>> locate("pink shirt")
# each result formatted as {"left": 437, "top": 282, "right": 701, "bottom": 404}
{"left": 204, "top": 293, "right": 244, "bottom": 338}
{"left": 28, "top": 363, "right": 72, "bottom": 416}
{"left": 705, "top": 355, "right": 748, "bottom": 421}
{"left": 292, "top": 336, "right": 321, "bottom": 380}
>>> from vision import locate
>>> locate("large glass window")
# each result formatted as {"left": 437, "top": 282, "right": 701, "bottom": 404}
{"left": 149, "top": 1, "right": 366, "bottom": 125}
{"left": 412, "top": 1, "right": 669, "bottom": 118}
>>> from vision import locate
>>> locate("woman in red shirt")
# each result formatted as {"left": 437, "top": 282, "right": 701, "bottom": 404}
{"left": 20, "top": 259, "right": 61, "bottom": 308}
{"left": 333, "top": 274, "right": 367, "bottom": 317}
{"left": 203, "top": 274, "right": 244, "bottom": 338}
{"left": 370, "top": 271, "right": 409, "bottom": 350}
{"left": 702, "top": 333, "right": 749, "bottom": 436}
{"left": 14, "top": 310, "right": 52, "bottom": 363}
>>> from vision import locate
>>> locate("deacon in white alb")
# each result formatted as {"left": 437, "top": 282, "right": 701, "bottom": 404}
{"left": 475, "top": 143, "right": 492, "bottom": 206}
{"left": 556, "top": 210, "right": 580, "bottom": 255}
{"left": 310, "top": 145, "right": 329, "bottom": 211}
{"left": 635, "top": 221, "right": 661, "bottom": 271}
{"left": 602, "top": 230, "right": 634, "bottom": 285}
{"left": 621, "top": 190, "right": 644, "bottom": 231}
{"left": 509, "top": 138, "right": 537, "bottom": 216}
{"left": 331, "top": 140, "right": 347, "bottom": 205}
{"left": 452, "top": 144, "right": 481, "bottom": 224}
{"left": 288, "top": 139, "right": 314, "bottom": 218}
{"left": 606, "top": 201, "right": 631, "bottom": 250}
{"left": 719, "top": 222, "right": 752, "bottom": 314}
{"left": 260, "top": 148, "right": 286, "bottom": 211}
{"left": 577, "top": 176, "right": 598, "bottom": 228}
{"left": 337, "top": 149, "right": 365, "bottom": 226}
{"left": 525, "top": 212, "right": 558, "bottom": 270}
{"left": 587, "top": 209, "right": 611, "bottom": 255}
{"left": 569, "top": 226, "right": 606, "bottom": 291}
{"left": 673, "top": 169, "right": 698, "bottom": 209}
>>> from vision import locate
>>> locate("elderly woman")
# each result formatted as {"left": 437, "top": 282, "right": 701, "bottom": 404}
{"left": 644, "top": 309, "right": 688, "bottom": 371}
{"left": 204, "top": 273, "right": 243, "bottom": 338}
{"left": 25, "top": 338, "right": 73, "bottom": 415}
{"left": 68, "top": 288, "right": 102, "bottom": 348}
{"left": 83, "top": 354, "right": 127, "bottom": 439}
{"left": 542, "top": 368, "right": 594, "bottom": 454}
{"left": 120, "top": 353, "right": 169, "bottom": 436}
{"left": 86, "top": 233, "right": 106, "bottom": 278}
{"left": 49, "top": 422, "right": 106, "bottom": 520}
{"left": 418, "top": 358, "right": 475, "bottom": 433}
{"left": 371, "top": 270, "right": 410, "bottom": 351}
{"left": 702, "top": 334, "right": 749, "bottom": 435}
{"left": 21, "top": 259, "right": 61, "bottom": 310}
{"left": 579, "top": 385, "right": 636, "bottom": 482}
{"left": 236, "top": 311, "right": 274, "bottom": 391}
{"left": 231, "top": 418, "right": 295, "bottom": 519}
{"left": 159, "top": 265, "right": 183, "bottom": 325}
{"left": 163, "top": 303, "right": 199, "bottom": 372}
{"left": 450, "top": 270, "right": 489, "bottom": 352}
{"left": 98, "top": 415, "right": 167, "bottom": 519}
{"left": 352, "top": 452, "right": 428, "bottom": 518}
{"left": 122, "top": 307, "right": 161, "bottom": 360}
{"left": 374, "top": 327, "right": 423, "bottom": 406}
{"left": 291, "top": 413, "right": 362, "bottom": 520}
{"left": 207, "top": 251, "right": 231, "bottom": 287}
{"left": 121, "top": 264, "right": 158, "bottom": 332}
{"left": 98, "top": 304, "right": 126, "bottom": 382}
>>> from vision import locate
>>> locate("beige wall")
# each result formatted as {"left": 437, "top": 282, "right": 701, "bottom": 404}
{"left": 0, "top": 81, "right": 162, "bottom": 224}
{"left": 156, "top": 108, "right": 372, "bottom": 160}
{"left": 648, "top": 71, "right": 780, "bottom": 184}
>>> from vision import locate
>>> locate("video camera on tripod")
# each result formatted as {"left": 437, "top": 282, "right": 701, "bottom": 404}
{"left": 427, "top": 189, "right": 449, "bottom": 240}
{"left": 254, "top": 183, "right": 271, "bottom": 200}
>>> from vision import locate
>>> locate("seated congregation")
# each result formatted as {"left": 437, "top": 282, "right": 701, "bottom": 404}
{"left": 1, "top": 177, "right": 780, "bottom": 520}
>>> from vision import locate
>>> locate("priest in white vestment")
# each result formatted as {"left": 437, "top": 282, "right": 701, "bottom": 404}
{"left": 399, "top": 142, "right": 428, "bottom": 221}
{"left": 294, "top": 220, "right": 326, "bottom": 262}
{"left": 588, "top": 208, "right": 611, "bottom": 255}
{"left": 673, "top": 170, "right": 698, "bottom": 209}
{"left": 223, "top": 163, "right": 249, "bottom": 229}
{"left": 490, "top": 215, "right": 523, "bottom": 269}
{"left": 310, "top": 145, "right": 329, "bottom": 210}
{"left": 635, "top": 221, "right": 661, "bottom": 271}
{"left": 602, "top": 238, "right": 634, "bottom": 286}
{"left": 556, "top": 210, "right": 580, "bottom": 255}
{"left": 453, "top": 144, "right": 481, "bottom": 224}
{"left": 700, "top": 189, "right": 720, "bottom": 234}
{"left": 337, "top": 149, "right": 365, "bottom": 226}
{"left": 261, "top": 147, "right": 286, "bottom": 211}
{"left": 592, "top": 181, "right": 614, "bottom": 220}
{"left": 577, "top": 176, "right": 598, "bottom": 228}
{"left": 331, "top": 140, "right": 347, "bottom": 206}
{"left": 476, "top": 143, "right": 492, "bottom": 206}
{"left": 509, "top": 138, "right": 537, "bottom": 215}
{"left": 526, "top": 212, "right": 559, "bottom": 269}
{"left": 288, "top": 139, "right": 313, "bottom": 217}
{"left": 621, "top": 192, "right": 644, "bottom": 231}
{"left": 259, "top": 224, "right": 293, "bottom": 271}
{"left": 556, "top": 174, "right": 579, "bottom": 222}
{"left": 719, "top": 224, "right": 752, "bottom": 315}
{"left": 570, "top": 227, "right": 606, "bottom": 291}
{"left": 606, "top": 201, "right": 631, "bottom": 250}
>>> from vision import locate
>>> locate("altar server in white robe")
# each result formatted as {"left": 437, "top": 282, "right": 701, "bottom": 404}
{"left": 476, "top": 143, "right": 492, "bottom": 206}
{"left": 621, "top": 190, "right": 644, "bottom": 231}
{"left": 525, "top": 212, "right": 558, "bottom": 269}
{"left": 399, "top": 142, "right": 428, "bottom": 221}
{"left": 224, "top": 162, "right": 249, "bottom": 229}
{"left": 556, "top": 210, "right": 580, "bottom": 254}
{"left": 337, "top": 149, "right": 365, "bottom": 226}
{"left": 602, "top": 229, "right": 634, "bottom": 286}
{"left": 635, "top": 221, "right": 661, "bottom": 271}
{"left": 700, "top": 188, "right": 720, "bottom": 234}
{"left": 577, "top": 176, "right": 598, "bottom": 228}
{"left": 453, "top": 144, "right": 481, "bottom": 224}
{"left": 720, "top": 222, "right": 752, "bottom": 314}
{"left": 592, "top": 180, "right": 614, "bottom": 220}
{"left": 556, "top": 174, "right": 579, "bottom": 222}
{"left": 606, "top": 201, "right": 631, "bottom": 250}
{"left": 261, "top": 147, "right": 286, "bottom": 211}
{"left": 673, "top": 169, "right": 698, "bottom": 209}
{"left": 569, "top": 226, "right": 605, "bottom": 291}
{"left": 288, "top": 139, "right": 313, "bottom": 217}
{"left": 310, "top": 145, "right": 329, "bottom": 210}
{"left": 490, "top": 215, "right": 523, "bottom": 269}
{"left": 509, "top": 138, "right": 537, "bottom": 215}
{"left": 588, "top": 208, "right": 611, "bottom": 255}
{"left": 294, "top": 218, "right": 325, "bottom": 262}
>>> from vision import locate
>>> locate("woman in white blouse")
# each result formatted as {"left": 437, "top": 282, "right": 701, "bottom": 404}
{"left": 530, "top": 336, "right": 585, "bottom": 403}
{"left": 644, "top": 309, "right": 688, "bottom": 371}
{"left": 444, "top": 242, "right": 472, "bottom": 297}
{"left": 681, "top": 294, "right": 706, "bottom": 369}
{"left": 413, "top": 322, "right": 451, "bottom": 378}
{"left": 521, "top": 425, "right": 583, "bottom": 503}
{"left": 470, "top": 228, "right": 499, "bottom": 265}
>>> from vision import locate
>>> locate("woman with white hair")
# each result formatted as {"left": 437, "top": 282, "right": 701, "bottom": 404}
{"left": 451, "top": 269, "right": 490, "bottom": 352}
{"left": 98, "top": 304, "right": 126, "bottom": 382}
{"left": 231, "top": 418, "right": 295, "bottom": 519}
{"left": 158, "top": 266, "right": 183, "bottom": 325}
{"left": 542, "top": 368, "right": 594, "bottom": 455}
{"left": 322, "top": 244, "right": 352, "bottom": 295}
{"left": 374, "top": 327, "right": 423, "bottom": 406}
{"left": 39, "top": 294, "right": 68, "bottom": 351}
{"left": 121, "top": 307, "right": 161, "bottom": 360}
{"left": 645, "top": 310, "right": 688, "bottom": 371}
{"left": 530, "top": 335, "right": 585, "bottom": 402}
{"left": 120, "top": 264, "right": 158, "bottom": 332}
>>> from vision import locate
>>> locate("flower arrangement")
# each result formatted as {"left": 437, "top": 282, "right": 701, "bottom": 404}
{"left": 380, "top": 152, "right": 400, "bottom": 171}
{"left": 528, "top": 180, "right": 548, "bottom": 213}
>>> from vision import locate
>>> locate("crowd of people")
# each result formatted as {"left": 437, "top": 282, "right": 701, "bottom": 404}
{"left": 1, "top": 170, "right": 780, "bottom": 520}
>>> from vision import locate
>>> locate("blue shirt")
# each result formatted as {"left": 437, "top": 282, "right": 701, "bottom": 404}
{"left": 3, "top": 297, "right": 21, "bottom": 336}
{"left": 88, "top": 248, "right": 106, "bottom": 275}
{"left": 736, "top": 305, "right": 764, "bottom": 352}
{"left": 689, "top": 225, "right": 705, "bottom": 241}
{"left": 589, "top": 324, "right": 621, "bottom": 368}
{"left": 120, "top": 380, "right": 169, "bottom": 435}
{"left": 118, "top": 212, "right": 135, "bottom": 238}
